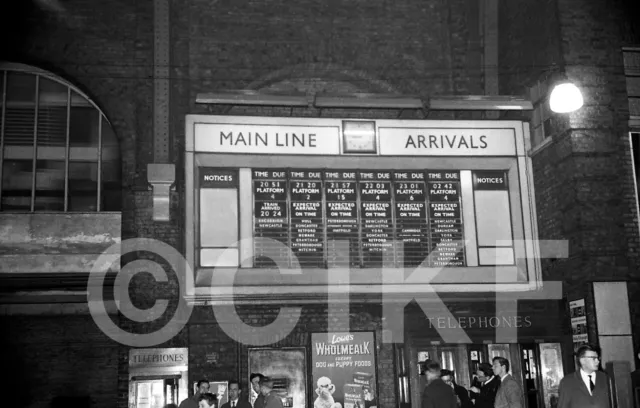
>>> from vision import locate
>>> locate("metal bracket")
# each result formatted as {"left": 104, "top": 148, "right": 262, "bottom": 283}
{"left": 147, "top": 163, "right": 175, "bottom": 222}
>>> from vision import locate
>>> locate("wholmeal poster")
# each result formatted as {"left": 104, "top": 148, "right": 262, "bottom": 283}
{"left": 311, "top": 332, "right": 378, "bottom": 408}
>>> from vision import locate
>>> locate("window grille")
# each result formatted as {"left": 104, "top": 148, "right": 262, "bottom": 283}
{"left": 0, "top": 63, "right": 121, "bottom": 212}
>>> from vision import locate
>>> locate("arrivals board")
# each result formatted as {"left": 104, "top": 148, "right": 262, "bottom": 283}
{"left": 247, "top": 168, "right": 488, "bottom": 268}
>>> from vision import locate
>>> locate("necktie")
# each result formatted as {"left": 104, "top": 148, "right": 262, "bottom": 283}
{"left": 588, "top": 375, "right": 595, "bottom": 393}
{"left": 232, "top": 402, "right": 236, "bottom": 408}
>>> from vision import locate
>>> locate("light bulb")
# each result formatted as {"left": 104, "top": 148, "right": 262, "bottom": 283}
{"left": 549, "top": 82, "right": 584, "bottom": 113}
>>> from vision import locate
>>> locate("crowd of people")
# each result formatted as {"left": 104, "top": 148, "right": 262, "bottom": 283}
{"left": 172, "top": 373, "right": 283, "bottom": 408}
{"left": 422, "top": 345, "right": 613, "bottom": 408}
{"left": 164, "top": 344, "right": 622, "bottom": 408}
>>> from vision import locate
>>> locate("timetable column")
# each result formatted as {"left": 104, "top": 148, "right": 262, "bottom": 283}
{"left": 289, "top": 170, "right": 324, "bottom": 267}
{"left": 426, "top": 171, "right": 466, "bottom": 266}
{"left": 325, "top": 170, "right": 360, "bottom": 267}
{"left": 253, "top": 169, "right": 289, "bottom": 268}
{"left": 393, "top": 171, "right": 428, "bottom": 267}
{"left": 359, "top": 171, "right": 394, "bottom": 267}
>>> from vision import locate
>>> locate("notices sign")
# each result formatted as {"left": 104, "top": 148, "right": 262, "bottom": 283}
{"left": 311, "top": 332, "right": 378, "bottom": 408}
{"left": 569, "top": 299, "right": 588, "bottom": 349}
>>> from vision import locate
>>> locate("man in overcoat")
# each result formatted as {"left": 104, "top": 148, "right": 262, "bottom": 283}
{"left": 558, "top": 345, "right": 610, "bottom": 408}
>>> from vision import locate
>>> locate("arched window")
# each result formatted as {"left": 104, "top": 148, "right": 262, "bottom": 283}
{"left": 0, "top": 63, "right": 120, "bottom": 212}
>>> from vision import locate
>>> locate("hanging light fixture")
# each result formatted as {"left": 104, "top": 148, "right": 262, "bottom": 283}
{"left": 549, "top": 80, "right": 584, "bottom": 113}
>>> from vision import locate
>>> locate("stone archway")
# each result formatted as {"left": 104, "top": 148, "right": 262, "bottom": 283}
{"left": 246, "top": 62, "right": 400, "bottom": 94}
{"left": 218, "top": 63, "right": 403, "bottom": 117}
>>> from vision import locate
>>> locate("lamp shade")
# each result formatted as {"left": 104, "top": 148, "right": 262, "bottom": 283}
{"left": 549, "top": 82, "right": 583, "bottom": 113}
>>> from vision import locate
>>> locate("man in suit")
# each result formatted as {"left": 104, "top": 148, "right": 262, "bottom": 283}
{"left": 250, "top": 373, "right": 265, "bottom": 408}
{"left": 220, "top": 380, "right": 252, "bottom": 408}
{"left": 198, "top": 393, "right": 218, "bottom": 408}
{"left": 181, "top": 380, "right": 210, "bottom": 408}
{"left": 558, "top": 344, "right": 610, "bottom": 408}
{"left": 469, "top": 363, "right": 501, "bottom": 408}
{"left": 441, "top": 369, "right": 473, "bottom": 408}
{"left": 421, "top": 360, "right": 457, "bottom": 408}
{"left": 492, "top": 357, "right": 523, "bottom": 408}
{"left": 259, "top": 377, "right": 284, "bottom": 408}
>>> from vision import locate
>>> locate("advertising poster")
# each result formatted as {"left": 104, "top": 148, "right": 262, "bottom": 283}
{"left": 569, "top": 299, "right": 588, "bottom": 349}
{"left": 311, "top": 332, "right": 377, "bottom": 408}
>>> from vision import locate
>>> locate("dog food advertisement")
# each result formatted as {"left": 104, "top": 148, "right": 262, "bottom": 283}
{"left": 311, "top": 332, "right": 378, "bottom": 408}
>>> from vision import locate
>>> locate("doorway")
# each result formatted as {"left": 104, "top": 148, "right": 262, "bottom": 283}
{"left": 132, "top": 376, "right": 181, "bottom": 408}
{"left": 521, "top": 344, "right": 542, "bottom": 408}
{"left": 417, "top": 345, "right": 472, "bottom": 389}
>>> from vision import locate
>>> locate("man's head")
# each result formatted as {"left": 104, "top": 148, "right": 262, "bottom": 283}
{"left": 576, "top": 345, "right": 600, "bottom": 374}
{"left": 424, "top": 361, "right": 441, "bottom": 382}
{"left": 250, "top": 373, "right": 264, "bottom": 394}
{"left": 198, "top": 393, "right": 218, "bottom": 408}
{"left": 197, "top": 380, "right": 211, "bottom": 395}
{"left": 259, "top": 377, "right": 274, "bottom": 396}
{"left": 476, "top": 363, "right": 494, "bottom": 382}
{"left": 440, "top": 369, "right": 454, "bottom": 388}
{"left": 492, "top": 357, "right": 510, "bottom": 377}
{"left": 229, "top": 380, "right": 241, "bottom": 401}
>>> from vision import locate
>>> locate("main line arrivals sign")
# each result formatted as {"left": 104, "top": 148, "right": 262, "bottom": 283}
{"left": 311, "top": 332, "right": 378, "bottom": 408}
{"left": 192, "top": 119, "right": 520, "bottom": 156}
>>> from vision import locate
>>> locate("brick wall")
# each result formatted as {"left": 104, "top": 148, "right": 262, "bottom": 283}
{"left": 177, "top": 0, "right": 482, "bottom": 107}
{"left": 498, "top": 0, "right": 563, "bottom": 95}
{"left": 18, "top": 0, "right": 153, "bottom": 190}
{"left": 499, "top": 0, "right": 640, "bottom": 351}
{"left": 1, "top": 315, "right": 120, "bottom": 408}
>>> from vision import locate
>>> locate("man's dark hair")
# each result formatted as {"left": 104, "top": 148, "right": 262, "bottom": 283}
{"left": 478, "top": 363, "right": 494, "bottom": 377}
{"left": 199, "top": 393, "right": 218, "bottom": 406}
{"left": 197, "top": 379, "right": 210, "bottom": 388}
{"left": 575, "top": 344, "right": 598, "bottom": 359}
{"left": 575, "top": 344, "right": 600, "bottom": 368}
{"left": 229, "top": 379, "right": 241, "bottom": 388}
{"left": 260, "top": 376, "right": 274, "bottom": 388}
{"left": 493, "top": 356, "right": 510, "bottom": 373}
{"left": 425, "top": 360, "right": 441, "bottom": 373}
{"left": 250, "top": 373, "right": 264, "bottom": 382}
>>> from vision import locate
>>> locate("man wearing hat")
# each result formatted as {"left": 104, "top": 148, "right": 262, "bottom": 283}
{"left": 260, "top": 377, "right": 284, "bottom": 408}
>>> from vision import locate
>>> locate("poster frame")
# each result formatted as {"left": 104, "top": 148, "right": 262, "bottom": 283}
{"left": 568, "top": 298, "right": 588, "bottom": 350}
{"left": 309, "top": 330, "right": 380, "bottom": 408}
{"left": 247, "top": 346, "right": 308, "bottom": 408}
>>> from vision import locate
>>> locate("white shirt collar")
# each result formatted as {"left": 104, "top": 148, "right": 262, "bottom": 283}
{"left": 500, "top": 373, "right": 509, "bottom": 381}
{"left": 580, "top": 369, "right": 596, "bottom": 394}
{"left": 484, "top": 376, "right": 495, "bottom": 384}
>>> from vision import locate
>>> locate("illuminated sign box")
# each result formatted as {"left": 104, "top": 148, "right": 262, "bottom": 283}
{"left": 185, "top": 116, "right": 540, "bottom": 303}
